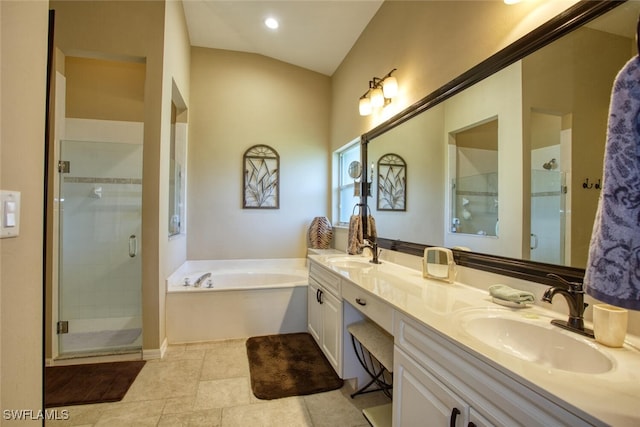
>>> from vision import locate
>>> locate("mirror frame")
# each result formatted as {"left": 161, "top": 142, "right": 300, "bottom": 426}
{"left": 360, "top": 0, "right": 625, "bottom": 286}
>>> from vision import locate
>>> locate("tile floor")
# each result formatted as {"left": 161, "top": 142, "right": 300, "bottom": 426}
{"left": 46, "top": 338, "right": 391, "bottom": 426}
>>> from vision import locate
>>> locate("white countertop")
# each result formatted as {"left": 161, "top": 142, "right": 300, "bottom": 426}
{"left": 308, "top": 253, "right": 640, "bottom": 426}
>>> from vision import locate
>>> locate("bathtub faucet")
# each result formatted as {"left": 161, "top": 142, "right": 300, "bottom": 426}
{"left": 194, "top": 272, "right": 212, "bottom": 288}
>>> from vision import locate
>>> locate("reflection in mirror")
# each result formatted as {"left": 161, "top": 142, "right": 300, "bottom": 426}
{"left": 377, "top": 153, "right": 406, "bottom": 211}
{"left": 348, "top": 160, "right": 362, "bottom": 179}
{"left": 169, "top": 91, "right": 188, "bottom": 237}
{"left": 422, "top": 247, "right": 456, "bottom": 283}
{"left": 364, "top": 1, "right": 638, "bottom": 278}
{"left": 450, "top": 119, "right": 498, "bottom": 237}
{"left": 530, "top": 112, "right": 567, "bottom": 265}
{"left": 367, "top": 105, "right": 445, "bottom": 246}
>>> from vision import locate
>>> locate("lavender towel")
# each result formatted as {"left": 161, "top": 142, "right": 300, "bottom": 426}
{"left": 584, "top": 56, "right": 640, "bottom": 310}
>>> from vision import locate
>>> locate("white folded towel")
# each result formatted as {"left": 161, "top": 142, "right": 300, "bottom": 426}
{"left": 584, "top": 56, "right": 640, "bottom": 310}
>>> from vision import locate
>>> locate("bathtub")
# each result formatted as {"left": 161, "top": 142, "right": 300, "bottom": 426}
{"left": 166, "top": 258, "right": 308, "bottom": 343}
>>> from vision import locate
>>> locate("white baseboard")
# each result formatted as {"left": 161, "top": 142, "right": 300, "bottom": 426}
{"left": 143, "top": 337, "right": 168, "bottom": 360}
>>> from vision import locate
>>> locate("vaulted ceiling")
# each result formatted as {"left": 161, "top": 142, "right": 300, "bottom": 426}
{"left": 181, "top": 0, "right": 385, "bottom": 76}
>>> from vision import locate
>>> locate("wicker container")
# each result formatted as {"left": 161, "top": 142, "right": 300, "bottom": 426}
{"left": 308, "top": 216, "right": 333, "bottom": 249}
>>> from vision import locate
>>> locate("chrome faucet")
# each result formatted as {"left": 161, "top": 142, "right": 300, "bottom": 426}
{"left": 362, "top": 239, "right": 381, "bottom": 264}
{"left": 541, "top": 273, "right": 594, "bottom": 338}
{"left": 194, "top": 272, "right": 212, "bottom": 288}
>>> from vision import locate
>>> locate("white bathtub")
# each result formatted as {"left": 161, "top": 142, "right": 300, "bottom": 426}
{"left": 166, "top": 258, "right": 309, "bottom": 343}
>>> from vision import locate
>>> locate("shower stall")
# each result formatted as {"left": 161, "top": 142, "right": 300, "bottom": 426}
{"left": 56, "top": 138, "right": 143, "bottom": 357}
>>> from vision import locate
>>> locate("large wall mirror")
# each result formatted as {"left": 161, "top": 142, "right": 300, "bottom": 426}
{"left": 169, "top": 82, "right": 188, "bottom": 237}
{"left": 362, "top": 0, "right": 639, "bottom": 284}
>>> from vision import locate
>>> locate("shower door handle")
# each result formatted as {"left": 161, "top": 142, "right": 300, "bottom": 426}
{"left": 530, "top": 233, "right": 538, "bottom": 250}
{"left": 129, "top": 235, "right": 138, "bottom": 258}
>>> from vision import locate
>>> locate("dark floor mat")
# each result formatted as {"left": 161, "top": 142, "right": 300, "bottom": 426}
{"left": 246, "top": 332, "right": 343, "bottom": 400}
{"left": 45, "top": 360, "right": 146, "bottom": 408}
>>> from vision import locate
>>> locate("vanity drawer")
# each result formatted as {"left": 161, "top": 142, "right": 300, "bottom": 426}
{"left": 342, "top": 280, "right": 393, "bottom": 334}
{"left": 309, "top": 262, "right": 341, "bottom": 297}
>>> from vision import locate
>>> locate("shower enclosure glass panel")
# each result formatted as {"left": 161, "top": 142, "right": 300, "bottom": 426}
{"left": 530, "top": 169, "right": 566, "bottom": 265}
{"left": 58, "top": 139, "right": 143, "bottom": 355}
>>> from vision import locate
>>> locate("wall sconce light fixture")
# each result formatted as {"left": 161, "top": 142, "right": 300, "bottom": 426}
{"left": 359, "top": 68, "right": 398, "bottom": 116}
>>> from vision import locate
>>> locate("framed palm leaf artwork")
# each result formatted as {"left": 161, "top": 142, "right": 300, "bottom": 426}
{"left": 243, "top": 144, "right": 279, "bottom": 209}
{"left": 377, "top": 153, "right": 406, "bottom": 211}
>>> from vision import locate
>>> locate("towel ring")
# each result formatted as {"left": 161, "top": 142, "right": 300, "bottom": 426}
{"left": 352, "top": 203, "right": 372, "bottom": 215}
{"left": 352, "top": 203, "right": 361, "bottom": 215}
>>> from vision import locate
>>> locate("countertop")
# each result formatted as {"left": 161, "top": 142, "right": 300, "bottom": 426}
{"left": 308, "top": 252, "right": 640, "bottom": 426}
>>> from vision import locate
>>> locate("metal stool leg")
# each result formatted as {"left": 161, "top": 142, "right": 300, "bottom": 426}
{"left": 350, "top": 334, "right": 393, "bottom": 399}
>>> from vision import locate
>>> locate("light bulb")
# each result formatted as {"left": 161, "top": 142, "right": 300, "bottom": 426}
{"left": 370, "top": 87, "right": 384, "bottom": 108}
{"left": 265, "top": 17, "right": 279, "bottom": 29}
{"left": 382, "top": 76, "right": 398, "bottom": 98}
{"left": 359, "top": 97, "right": 372, "bottom": 116}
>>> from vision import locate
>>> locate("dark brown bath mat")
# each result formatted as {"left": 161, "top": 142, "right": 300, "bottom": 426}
{"left": 246, "top": 332, "right": 343, "bottom": 400}
{"left": 45, "top": 360, "right": 146, "bottom": 407}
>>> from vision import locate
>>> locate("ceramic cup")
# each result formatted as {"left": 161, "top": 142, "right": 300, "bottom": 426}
{"left": 593, "top": 304, "right": 628, "bottom": 348}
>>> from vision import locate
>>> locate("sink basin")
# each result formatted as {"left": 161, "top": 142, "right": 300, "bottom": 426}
{"left": 459, "top": 311, "right": 613, "bottom": 374}
{"left": 324, "top": 256, "right": 373, "bottom": 269}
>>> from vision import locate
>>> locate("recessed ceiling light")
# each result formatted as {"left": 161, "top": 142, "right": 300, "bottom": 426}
{"left": 265, "top": 17, "right": 279, "bottom": 30}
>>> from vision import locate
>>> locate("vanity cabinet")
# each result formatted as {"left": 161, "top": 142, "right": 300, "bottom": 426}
{"left": 394, "top": 313, "right": 594, "bottom": 427}
{"left": 308, "top": 262, "right": 343, "bottom": 375}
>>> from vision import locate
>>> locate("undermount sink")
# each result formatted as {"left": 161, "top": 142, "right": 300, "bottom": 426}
{"left": 324, "top": 256, "right": 373, "bottom": 269}
{"left": 458, "top": 310, "right": 614, "bottom": 374}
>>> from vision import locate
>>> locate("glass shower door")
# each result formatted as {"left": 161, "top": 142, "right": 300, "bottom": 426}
{"left": 58, "top": 139, "right": 143, "bottom": 356}
{"left": 530, "top": 169, "right": 566, "bottom": 265}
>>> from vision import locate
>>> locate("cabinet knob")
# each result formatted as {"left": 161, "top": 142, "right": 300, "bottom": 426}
{"left": 355, "top": 297, "right": 366, "bottom": 306}
{"left": 318, "top": 289, "right": 324, "bottom": 304}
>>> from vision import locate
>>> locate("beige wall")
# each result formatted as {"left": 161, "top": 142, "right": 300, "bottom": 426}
{"left": 331, "top": 0, "right": 580, "bottom": 150}
{"left": 187, "top": 48, "right": 331, "bottom": 259}
{"left": 160, "top": 0, "right": 191, "bottom": 347}
{"left": 65, "top": 56, "right": 146, "bottom": 122}
{"left": 0, "top": 1, "right": 49, "bottom": 423}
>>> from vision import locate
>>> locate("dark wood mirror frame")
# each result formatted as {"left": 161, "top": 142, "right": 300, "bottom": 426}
{"left": 360, "top": 0, "right": 625, "bottom": 286}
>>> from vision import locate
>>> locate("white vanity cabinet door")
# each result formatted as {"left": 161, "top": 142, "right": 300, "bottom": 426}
{"left": 307, "top": 279, "right": 322, "bottom": 343}
{"left": 320, "top": 288, "right": 342, "bottom": 372}
{"left": 307, "top": 263, "right": 343, "bottom": 376}
{"left": 394, "top": 346, "right": 470, "bottom": 427}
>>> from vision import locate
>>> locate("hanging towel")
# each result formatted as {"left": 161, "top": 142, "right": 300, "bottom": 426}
{"left": 347, "top": 214, "right": 363, "bottom": 255}
{"left": 584, "top": 55, "right": 640, "bottom": 310}
{"left": 367, "top": 215, "right": 377, "bottom": 241}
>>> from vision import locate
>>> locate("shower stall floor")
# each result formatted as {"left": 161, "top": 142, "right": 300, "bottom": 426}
{"left": 59, "top": 328, "right": 142, "bottom": 355}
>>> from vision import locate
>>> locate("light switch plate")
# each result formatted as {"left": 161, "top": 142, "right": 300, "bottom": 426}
{"left": 0, "top": 190, "right": 21, "bottom": 238}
